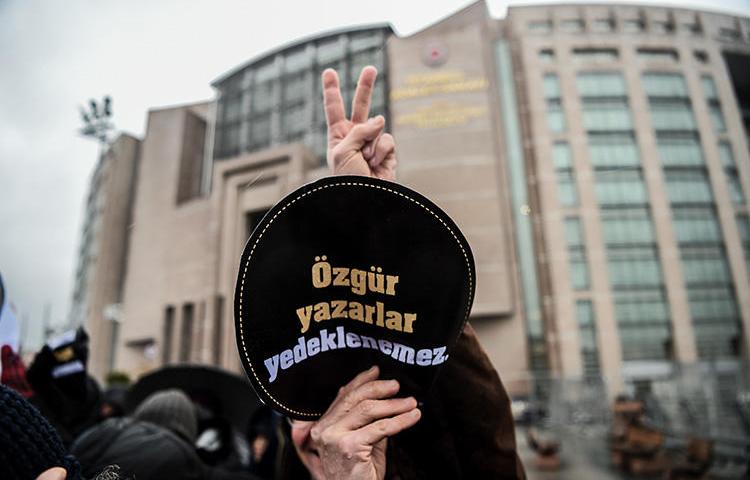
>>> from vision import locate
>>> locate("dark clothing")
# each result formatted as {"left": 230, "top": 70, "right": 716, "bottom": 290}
{"left": 72, "top": 417, "right": 256, "bottom": 480}
{"left": 278, "top": 323, "right": 526, "bottom": 479}
{"left": 0, "top": 384, "right": 82, "bottom": 480}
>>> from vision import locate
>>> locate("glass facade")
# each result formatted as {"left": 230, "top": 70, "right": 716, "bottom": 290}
{"left": 701, "top": 75, "right": 726, "bottom": 132}
{"left": 544, "top": 74, "right": 566, "bottom": 132}
{"left": 576, "top": 300, "right": 600, "bottom": 376}
{"left": 645, "top": 72, "right": 740, "bottom": 359}
{"left": 578, "top": 71, "right": 672, "bottom": 361}
{"left": 213, "top": 27, "right": 391, "bottom": 162}
{"left": 738, "top": 214, "right": 750, "bottom": 277}
{"left": 719, "top": 142, "right": 746, "bottom": 204}
{"left": 554, "top": 142, "right": 577, "bottom": 206}
{"left": 565, "top": 217, "right": 589, "bottom": 289}
{"left": 497, "top": 41, "right": 548, "bottom": 374}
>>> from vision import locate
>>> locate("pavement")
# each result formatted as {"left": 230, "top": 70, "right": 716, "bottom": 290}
{"left": 516, "top": 427, "right": 638, "bottom": 480}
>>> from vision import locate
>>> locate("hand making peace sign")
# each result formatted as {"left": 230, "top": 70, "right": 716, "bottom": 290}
{"left": 322, "top": 66, "right": 397, "bottom": 180}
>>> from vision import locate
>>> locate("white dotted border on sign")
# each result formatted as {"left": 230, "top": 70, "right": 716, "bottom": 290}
{"left": 238, "top": 181, "right": 474, "bottom": 417}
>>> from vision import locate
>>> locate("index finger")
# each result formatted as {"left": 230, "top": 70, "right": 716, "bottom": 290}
{"left": 322, "top": 69, "right": 346, "bottom": 129}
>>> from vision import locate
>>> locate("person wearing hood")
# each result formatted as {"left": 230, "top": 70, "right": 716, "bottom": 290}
{"left": 72, "top": 389, "right": 258, "bottom": 480}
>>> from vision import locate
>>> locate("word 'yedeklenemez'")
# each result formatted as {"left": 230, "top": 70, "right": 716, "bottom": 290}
{"left": 263, "top": 326, "right": 449, "bottom": 383}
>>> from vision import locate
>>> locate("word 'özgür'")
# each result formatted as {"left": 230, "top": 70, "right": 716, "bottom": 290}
{"left": 296, "top": 256, "right": 417, "bottom": 335}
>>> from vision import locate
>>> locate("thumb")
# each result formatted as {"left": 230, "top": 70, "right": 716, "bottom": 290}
{"left": 338, "top": 116, "right": 384, "bottom": 152}
{"left": 36, "top": 467, "right": 67, "bottom": 480}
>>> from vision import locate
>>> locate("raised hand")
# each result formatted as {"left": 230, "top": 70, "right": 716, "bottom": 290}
{"left": 290, "top": 366, "right": 421, "bottom": 480}
{"left": 322, "top": 66, "right": 397, "bottom": 180}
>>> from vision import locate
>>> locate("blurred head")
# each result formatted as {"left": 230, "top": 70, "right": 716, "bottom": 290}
{"left": 133, "top": 389, "right": 197, "bottom": 443}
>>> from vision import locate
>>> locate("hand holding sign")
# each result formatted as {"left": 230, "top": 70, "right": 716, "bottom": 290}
{"left": 323, "top": 67, "right": 396, "bottom": 180}
{"left": 291, "top": 366, "right": 420, "bottom": 480}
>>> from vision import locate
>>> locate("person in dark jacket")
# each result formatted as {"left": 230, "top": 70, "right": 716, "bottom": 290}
{"left": 73, "top": 389, "right": 257, "bottom": 480}
{"left": 27, "top": 328, "right": 102, "bottom": 447}
{"left": 276, "top": 66, "right": 526, "bottom": 479}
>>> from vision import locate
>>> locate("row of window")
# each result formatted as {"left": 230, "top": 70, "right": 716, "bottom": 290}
{"left": 540, "top": 47, "right": 710, "bottom": 64}
{"left": 528, "top": 16, "right": 744, "bottom": 41}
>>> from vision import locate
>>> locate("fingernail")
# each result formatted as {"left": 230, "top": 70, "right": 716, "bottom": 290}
{"left": 412, "top": 408, "right": 421, "bottom": 418}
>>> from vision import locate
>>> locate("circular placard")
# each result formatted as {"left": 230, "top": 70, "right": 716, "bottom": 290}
{"left": 234, "top": 175, "right": 475, "bottom": 419}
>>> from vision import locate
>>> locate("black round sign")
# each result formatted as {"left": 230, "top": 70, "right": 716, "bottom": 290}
{"left": 234, "top": 176, "right": 475, "bottom": 419}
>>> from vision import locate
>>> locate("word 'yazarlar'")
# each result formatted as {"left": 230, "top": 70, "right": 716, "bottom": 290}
{"left": 312, "top": 256, "right": 399, "bottom": 296}
{"left": 296, "top": 300, "right": 417, "bottom": 334}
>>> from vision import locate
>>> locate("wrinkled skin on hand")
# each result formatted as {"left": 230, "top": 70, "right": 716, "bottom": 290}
{"left": 290, "top": 366, "right": 421, "bottom": 480}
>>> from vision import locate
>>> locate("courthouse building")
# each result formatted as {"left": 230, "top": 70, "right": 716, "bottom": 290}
{"left": 73, "top": 2, "right": 750, "bottom": 398}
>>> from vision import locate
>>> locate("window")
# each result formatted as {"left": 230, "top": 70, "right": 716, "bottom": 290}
{"left": 576, "top": 301, "right": 600, "bottom": 375}
{"left": 251, "top": 82, "right": 275, "bottom": 113}
{"left": 544, "top": 74, "right": 566, "bottom": 133}
{"left": 349, "top": 31, "right": 382, "bottom": 52}
{"left": 656, "top": 133, "right": 704, "bottom": 166}
{"left": 680, "top": 23, "right": 702, "bottom": 35}
{"left": 554, "top": 142, "right": 577, "bottom": 206}
{"left": 539, "top": 49, "right": 555, "bottom": 62}
{"left": 565, "top": 217, "right": 589, "bottom": 290}
{"left": 681, "top": 245, "right": 732, "bottom": 285}
{"left": 637, "top": 48, "right": 679, "bottom": 62}
{"left": 248, "top": 114, "right": 271, "bottom": 151}
{"left": 162, "top": 306, "right": 175, "bottom": 364}
{"left": 608, "top": 246, "right": 663, "bottom": 287}
{"left": 529, "top": 20, "right": 552, "bottom": 33}
{"left": 283, "top": 73, "right": 307, "bottom": 105}
{"left": 179, "top": 303, "right": 194, "bottom": 362}
{"left": 622, "top": 19, "right": 644, "bottom": 33}
{"left": 614, "top": 289, "right": 671, "bottom": 361}
{"left": 560, "top": 19, "right": 584, "bottom": 33}
{"left": 737, "top": 214, "right": 750, "bottom": 277}
{"left": 589, "top": 133, "right": 640, "bottom": 168}
{"left": 672, "top": 207, "right": 722, "bottom": 244}
{"left": 643, "top": 73, "right": 688, "bottom": 97}
{"left": 690, "top": 286, "right": 739, "bottom": 359}
{"left": 213, "top": 296, "right": 224, "bottom": 366}
{"left": 601, "top": 207, "right": 656, "bottom": 245}
{"left": 282, "top": 103, "right": 307, "bottom": 137}
{"left": 317, "top": 38, "right": 344, "bottom": 63}
{"left": 719, "top": 28, "right": 741, "bottom": 41}
{"left": 651, "top": 20, "right": 673, "bottom": 34}
{"left": 592, "top": 19, "right": 614, "bottom": 32}
{"left": 582, "top": 98, "right": 633, "bottom": 131}
{"left": 573, "top": 48, "right": 619, "bottom": 62}
{"left": 255, "top": 60, "right": 279, "bottom": 83}
{"left": 649, "top": 100, "right": 697, "bottom": 130}
{"left": 245, "top": 208, "right": 270, "bottom": 238}
{"left": 577, "top": 72, "right": 627, "bottom": 97}
{"left": 664, "top": 169, "right": 713, "bottom": 204}
{"left": 719, "top": 142, "right": 745, "bottom": 204}
{"left": 176, "top": 111, "right": 207, "bottom": 204}
{"left": 596, "top": 169, "right": 649, "bottom": 205}
{"left": 702, "top": 76, "right": 726, "bottom": 133}
{"left": 553, "top": 141, "right": 573, "bottom": 169}
{"left": 285, "top": 47, "right": 312, "bottom": 73}
{"left": 694, "top": 50, "right": 709, "bottom": 63}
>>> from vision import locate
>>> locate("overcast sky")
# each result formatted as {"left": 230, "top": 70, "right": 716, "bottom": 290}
{"left": 1, "top": 0, "right": 748, "bottom": 350}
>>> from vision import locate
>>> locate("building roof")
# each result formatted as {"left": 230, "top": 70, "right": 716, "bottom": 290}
{"left": 211, "top": 22, "right": 393, "bottom": 87}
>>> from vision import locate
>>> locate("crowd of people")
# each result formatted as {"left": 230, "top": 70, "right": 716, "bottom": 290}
{"left": 0, "top": 328, "right": 281, "bottom": 480}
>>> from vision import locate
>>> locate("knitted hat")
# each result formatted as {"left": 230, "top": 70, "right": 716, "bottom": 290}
{"left": 0, "top": 384, "right": 81, "bottom": 480}
{"left": 134, "top": 389, "right": 197, "bottom": 443}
